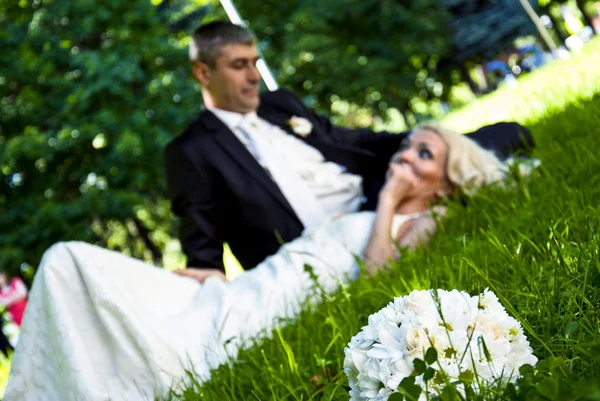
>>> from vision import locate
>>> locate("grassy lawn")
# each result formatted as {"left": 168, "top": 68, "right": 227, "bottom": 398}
{"left": 164, "top": 40, "right": 600, "bottom": 400}
{"left": 0, "top": 354, "right": 10, "bottom": 398}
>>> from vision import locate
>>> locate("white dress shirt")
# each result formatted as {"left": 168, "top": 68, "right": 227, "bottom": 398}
{"left": 208, "top": 107, "right": 364, "bottom": 226}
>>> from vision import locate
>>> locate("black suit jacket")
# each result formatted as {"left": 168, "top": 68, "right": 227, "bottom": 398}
{"left": 164, "top": 89, "right": 533, "bottom": 272}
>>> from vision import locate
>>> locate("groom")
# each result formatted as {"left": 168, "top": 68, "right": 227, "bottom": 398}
{"left": 164, "top": 21, "right": 533, "bottom": 283}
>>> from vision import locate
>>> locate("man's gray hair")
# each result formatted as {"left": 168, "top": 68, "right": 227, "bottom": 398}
{"left": 189, "top": 21, "right": 256, "bottom": 68}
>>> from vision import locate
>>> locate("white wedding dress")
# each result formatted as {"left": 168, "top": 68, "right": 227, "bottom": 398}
{"left": 5, "top": 211, "right": 419, "bottom": 401}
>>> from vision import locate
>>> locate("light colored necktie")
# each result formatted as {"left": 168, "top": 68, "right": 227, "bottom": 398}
{"left": 237, "top": 116, "right": 267, "bottom": 169}
{"left": 237, "top": 115, "right": 328, "bottom": 229}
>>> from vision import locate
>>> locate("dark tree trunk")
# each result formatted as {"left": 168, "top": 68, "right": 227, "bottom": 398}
{"left": 131, "top": 218, "right": 162, "bottom": 265}
{"left": 537, "top": 33, "right": 551, "bottom": 52}
{"left": 459, "top": 62, "right": 480, "bottom": 95}
{"left": 575, "top": 0, "right": 596, "bottom": 31}
{"left": 542, "top": 5, "right": 570, "bottom": 43}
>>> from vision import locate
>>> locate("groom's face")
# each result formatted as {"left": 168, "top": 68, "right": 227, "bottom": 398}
{"left": 195, "top": 43, "right": 262, "bottom": 114}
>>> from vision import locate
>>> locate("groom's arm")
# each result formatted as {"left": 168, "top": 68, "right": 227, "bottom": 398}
{"left": 310, "top": 111, "right": 534, "bottom": 159}
{"left": 265, "top": 89, "right": 534, "bottom": 159}
{"left": 164, "top": 140, "right": 226, "bottom": 273}
{"left": 463, "top": 122, "right": 535, "bottom": 158}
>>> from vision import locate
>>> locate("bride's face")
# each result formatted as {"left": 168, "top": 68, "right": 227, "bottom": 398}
{"left": 391, "top": 129, "right": 451, "bottom": 200}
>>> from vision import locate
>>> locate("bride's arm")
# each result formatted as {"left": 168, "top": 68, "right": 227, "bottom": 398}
{"left": 364, "top": 196, "right": 401, "bottom": 270}
{"left": 364, "top": 208, "right": 439, "bottom": 274}
{"left": 364, "top": 163, "right": 418, "bottom": 271}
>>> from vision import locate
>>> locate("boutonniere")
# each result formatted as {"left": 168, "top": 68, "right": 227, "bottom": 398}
{"left": 287, "top": 116, "right": 313, "bottom": 137}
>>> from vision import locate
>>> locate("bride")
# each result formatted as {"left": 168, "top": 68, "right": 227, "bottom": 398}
{"left": 5, "top": 125, "right": 509, "bottom": 401}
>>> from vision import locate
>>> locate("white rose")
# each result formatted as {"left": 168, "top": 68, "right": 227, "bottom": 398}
{"left": 405, "top": 325, "right": 430, "bottom": 359}
{"left": 288, "top": 116, "right": 313, "bottom": 137}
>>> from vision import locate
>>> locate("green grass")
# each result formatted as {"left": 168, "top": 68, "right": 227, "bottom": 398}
{"left": 0, "top": 354, "right": 11, "bottom": 399}
{"left": 163, "top": 41, "right": 600, "bottom": 400}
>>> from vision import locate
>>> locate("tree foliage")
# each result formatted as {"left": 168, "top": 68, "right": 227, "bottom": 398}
{"left": 233, "top": 0, "right": 453, "bottom": 117}
{"left": 443, "top": 0, "right": 539, "bottom": 63}
{"left": 0, "top": 0, "right": 199, "bottom": 275}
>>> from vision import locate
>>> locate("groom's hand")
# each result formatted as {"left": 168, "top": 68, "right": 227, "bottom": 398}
{"left": 173, "top": 268, "right": 228, "bottom": 284}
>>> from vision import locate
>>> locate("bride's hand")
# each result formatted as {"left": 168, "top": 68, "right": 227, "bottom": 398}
{"left": 379, "top": 163, "right": 417, "bottom": 207}
{"left": 173, "top": 268, "right": 228, "bottom": 284}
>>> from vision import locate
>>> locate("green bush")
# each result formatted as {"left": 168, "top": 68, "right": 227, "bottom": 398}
{"left": 0, "top": 0, "right": 198, "bottom": 273}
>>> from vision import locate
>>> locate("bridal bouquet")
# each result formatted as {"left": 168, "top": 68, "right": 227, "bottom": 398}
{"left": 344, "top": 289, "right": 537, "bottom": 401}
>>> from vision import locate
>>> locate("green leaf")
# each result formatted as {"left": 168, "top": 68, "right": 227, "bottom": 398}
{"left": 423, "top": 367, "right": 436, "bottom": 382}
{"left": 525, "top": 388, "right": 546, "bottom": 401}
{"left": 444, "top": 347, "right": 457, "bottom": 359}
{"left": 425, "top": 347, "right": 438, "bottom": 365}
{"left": 565, "top": 321, "right": 579, "bottom": 338}
{"left": 458, "top": 370, "right": 474, "bottom": 384}
{"left": 398, "top": 376, "right": 422, "bottom": 401}
{"left": 519, "top": 364, "right": 535, "bottom": 380}
{"left": 388, "top": 392, "right": 405, "bottom": 401}
{"left": 413, "top": 358, "right": 426, "bottom": 375}
{"left": 439, "top": 384, "right": 461, "bottom": 401}
{"left": 535, "top": 357, "right": 567, "bottom": 374}
{"left": 503, "top": 383, "right": 518, "bottom": 399}
{"left": 537, "top": 377, "right": 560, "bottom": 400}
{"left": 478, "top": 336, "right": 492, "bottom": 363}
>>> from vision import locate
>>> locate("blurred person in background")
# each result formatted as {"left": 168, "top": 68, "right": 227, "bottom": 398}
{"left": 0, "top": 271, "right": 28, "bottom": 328}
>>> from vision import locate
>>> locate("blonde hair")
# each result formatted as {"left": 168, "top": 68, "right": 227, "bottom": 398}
{"left": 418, "top": 124, "right": 504, "bottom": 196}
